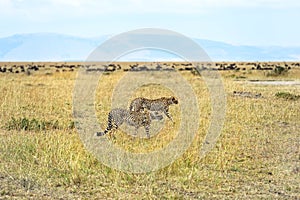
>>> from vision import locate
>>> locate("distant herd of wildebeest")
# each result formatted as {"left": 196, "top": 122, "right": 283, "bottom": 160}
{"left": 0, "top": 62, "right": 299, "bottom": 75}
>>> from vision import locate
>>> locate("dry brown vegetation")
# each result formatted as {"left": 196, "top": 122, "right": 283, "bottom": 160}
{"left": 0, "top": 62, "right": 299, "bottom": 199}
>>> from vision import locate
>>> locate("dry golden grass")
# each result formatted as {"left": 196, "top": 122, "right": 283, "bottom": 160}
{"left": 0, "top": 63, "right": 299, "bottom": 199}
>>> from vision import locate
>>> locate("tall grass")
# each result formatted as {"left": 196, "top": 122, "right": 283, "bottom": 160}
{"left": 0, "top": 65, "right": 299, "bottom": 199}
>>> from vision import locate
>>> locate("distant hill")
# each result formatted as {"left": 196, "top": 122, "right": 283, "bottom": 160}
{"left": 0, "top": 33, "right": 299, "bottom": 61}
{"left": 0, "top": 33, "right": 105, "bottom": 61}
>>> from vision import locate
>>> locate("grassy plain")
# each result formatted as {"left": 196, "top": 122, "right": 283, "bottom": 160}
{"left": 0, "top": 62, "right": 299, "bottom": 199}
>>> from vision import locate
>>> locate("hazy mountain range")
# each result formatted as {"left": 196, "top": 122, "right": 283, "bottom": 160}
{"left": 0, "top": 33, "right": 299, "bottom": 61}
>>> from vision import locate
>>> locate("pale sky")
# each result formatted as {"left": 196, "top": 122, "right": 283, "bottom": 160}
{"left": 1, "top": 0, "right": 300, "bottom": 46}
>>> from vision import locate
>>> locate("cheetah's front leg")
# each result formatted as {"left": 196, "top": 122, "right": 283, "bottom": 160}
{"left": 145, "top": 125, "right": 150, "bottom": 139}
{"left": 164, "top": 109, "right": 174, "bottom": 123}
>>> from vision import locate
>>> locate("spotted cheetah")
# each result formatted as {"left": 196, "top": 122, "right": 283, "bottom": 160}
{"left": 129, "top": 96, "right": 178, "bottom": 121}
{"left": 96, "top": 108, "right": 152, "bottom": 138}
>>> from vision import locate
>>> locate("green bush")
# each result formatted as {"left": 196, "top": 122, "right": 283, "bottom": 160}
{"left": 275, "top": 92, "right": 300, "bottom": 100}
{"left": 266, "top": 66, "right": 289, "bottom": 77}
{"left": 4, "top": 117, "right": 74, "bottom": 131}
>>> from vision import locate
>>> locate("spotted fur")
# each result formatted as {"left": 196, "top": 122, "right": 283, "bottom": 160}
{"left": 129, "top": 96, "right": 178, "bottom": 121}
{"left": 96, "top": 108, "right": 151, "bottom": 138}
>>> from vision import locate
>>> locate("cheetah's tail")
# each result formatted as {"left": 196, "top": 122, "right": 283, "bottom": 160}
{"left": 96, "top": 131, "right": 105, "bottom": 136}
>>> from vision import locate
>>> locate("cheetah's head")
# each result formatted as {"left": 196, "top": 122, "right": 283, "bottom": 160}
{"left": 170, "top": 96, "right": 178, "bottom": 104}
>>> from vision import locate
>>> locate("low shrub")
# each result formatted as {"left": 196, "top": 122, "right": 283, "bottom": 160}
{"left": 275, "top": 92, "right": 300, "bottom": 100}
{"left": 4, "top": 117, "right": 75, "bottom": 131}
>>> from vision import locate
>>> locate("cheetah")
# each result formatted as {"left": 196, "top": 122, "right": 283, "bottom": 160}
{"left": 129, "top": 96, "right": 178, "bottom": 121}
{"left": 96, "top": 108, "right": 152, "bottom": 138}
